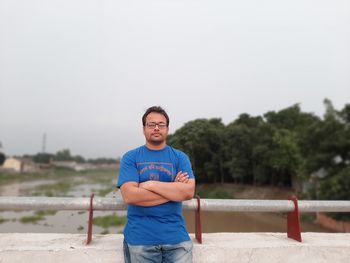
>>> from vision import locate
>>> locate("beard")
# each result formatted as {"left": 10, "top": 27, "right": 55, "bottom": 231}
{"left": 148, "top": 138, "right": 165, "bottom": 145}
{"left": 147, "top": 134, "right": 166, "bottom": 145}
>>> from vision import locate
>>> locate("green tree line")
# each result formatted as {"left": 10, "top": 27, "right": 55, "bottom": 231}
{"left": 29, "top": 149, "right": 117, "bottom": 165}
{"left": 168, "top": 99, "right": 350, "bottom": 217}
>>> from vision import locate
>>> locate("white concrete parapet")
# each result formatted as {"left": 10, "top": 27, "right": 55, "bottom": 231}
{"left": 1, "top": 233, "right": 350, "bottom": 263}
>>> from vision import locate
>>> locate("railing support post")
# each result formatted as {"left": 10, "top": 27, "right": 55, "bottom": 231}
{"left": 195, "top": 195, "right": 202, "bottom": 244}
{"left": 287, "top": 195, "right": 302, "bottom": 242}
{"left": 86, "top": 193, "right": 94, "bottom": 245}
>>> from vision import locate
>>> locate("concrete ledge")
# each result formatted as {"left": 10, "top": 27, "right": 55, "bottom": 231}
{"left": 1, "top": 233, "right": 350, "bottom": 262}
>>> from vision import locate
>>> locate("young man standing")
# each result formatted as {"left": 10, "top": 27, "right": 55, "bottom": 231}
{"left": 117, "top": 106, "right": 195, "bottom": 263}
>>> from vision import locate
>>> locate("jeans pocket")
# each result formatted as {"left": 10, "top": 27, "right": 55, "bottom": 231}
{"left": 180, "top": 240, "right": 193, "bottom": 253}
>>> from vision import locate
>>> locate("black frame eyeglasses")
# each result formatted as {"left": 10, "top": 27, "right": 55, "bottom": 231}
{"left": 145, "top": 122, "right": 168, "bottom": 129}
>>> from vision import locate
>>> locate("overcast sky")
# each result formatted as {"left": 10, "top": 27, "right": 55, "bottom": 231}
{"left": 1, "top": 0, "right": 349, "bottom": 159}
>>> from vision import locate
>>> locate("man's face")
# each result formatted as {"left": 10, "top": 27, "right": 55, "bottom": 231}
{"left": 143, "top": 112, "right": 169, "bottom": 146}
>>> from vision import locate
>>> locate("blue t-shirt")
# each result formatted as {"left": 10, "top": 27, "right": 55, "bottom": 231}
{"left": 117, "top": 145, "right": 195, "bottom": 245}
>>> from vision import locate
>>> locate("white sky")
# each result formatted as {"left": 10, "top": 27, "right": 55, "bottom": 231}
{"left": 1, "top": 0, "right": 349, "bottom": 158}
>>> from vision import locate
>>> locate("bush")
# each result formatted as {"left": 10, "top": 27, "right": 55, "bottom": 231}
{"left": 0, "top": 152, "right": 5, "bottom": 165}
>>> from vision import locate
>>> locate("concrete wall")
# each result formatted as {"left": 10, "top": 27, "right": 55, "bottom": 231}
{"left": 2, "top": 158, "right": 23, "bottom": 173}
{"left": 1, "top": 233, "right": 350, "bottom": 262}
{"left": 2, "top": 158, "right": 40, "bottom": 173}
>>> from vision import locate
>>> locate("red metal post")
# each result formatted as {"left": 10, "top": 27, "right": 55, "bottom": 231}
{"left": 287, "top": 195, "right": 302, "bottom": 242}
{"left": 86, "top": 193, "right": 94, "bottom": 245}
{"left": 195, "top": 195, "right": 202, "bottom": 244}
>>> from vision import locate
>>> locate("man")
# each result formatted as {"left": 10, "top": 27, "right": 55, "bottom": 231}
{"left": 117, "top": 106, "right": 195, "bottom": 263}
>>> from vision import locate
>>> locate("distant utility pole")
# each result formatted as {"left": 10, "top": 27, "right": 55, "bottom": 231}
{"left": 42, "top": 133, "right": 46, "bottom": 153}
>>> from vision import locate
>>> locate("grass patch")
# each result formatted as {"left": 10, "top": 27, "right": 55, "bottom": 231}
{"left": 20, "top": 214, "right": 44, "bottom": 224}
{"left": 34, "top": 181, "right": 75, "bottom": 196}
{"left": 19, "top": 210, "right": 57, "bottom": 224}
{"left": 0, "top": 217, "right": 9, "bottom": 224}
{"left": 93, "top": 213, "right": 126, "bottom": 228}
{"left": 83, "top": 169, "right": 118, "bottom": 185}
{"left": 98, "top": 186, "right": 116, "bottom": 197}
{"left": 1, "top": 167, "right": 118, "bottom": 198}
{"left": 0, "top": 172, "right": 41, "bottom": 184}
{"left": 0, "top": 168, "right": 74, "bottom": 184}
{"left": 36, "top": 210, "right": 57, "bottom": 216}
{"left": 0, "top": 167, "right": 118, "bottom": 186}
{"left": 31, "top": 168, "right": 117, "bottom": 196}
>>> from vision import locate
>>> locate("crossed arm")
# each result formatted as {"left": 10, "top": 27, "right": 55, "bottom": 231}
{"left": 120, "top": 171, "right": 195, "bottom": 206}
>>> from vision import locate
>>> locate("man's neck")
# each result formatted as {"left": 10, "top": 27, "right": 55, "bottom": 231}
{"left": 145, "top": 142, "right": 167, "bottom": 150}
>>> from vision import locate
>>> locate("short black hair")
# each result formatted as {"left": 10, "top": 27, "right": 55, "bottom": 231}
{"left": 142, "top": 106, "right": 169, "bottom": 127}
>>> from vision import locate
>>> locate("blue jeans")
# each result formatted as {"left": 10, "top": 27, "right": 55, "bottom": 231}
{"left": 123, "top": 239, "right": 193, "bottom": 263}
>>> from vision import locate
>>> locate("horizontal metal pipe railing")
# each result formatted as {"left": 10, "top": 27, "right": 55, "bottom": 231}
{"left": 0, "top": 196, "right": 350, "bottom": 213}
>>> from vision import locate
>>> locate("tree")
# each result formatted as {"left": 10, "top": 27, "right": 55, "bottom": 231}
{"left": 268, "top": 129, "right": 302, "bottom": 187}
{"left": 88, "top": 157, "right": 118, "bottom": 164}
{"left": 224, "top": 114, "right": 272, "bottom": 185}
{"left": 317, "top": 167, "right": 350, "bottom": 220}
{"left": 223, "top": 121, "right": 255, "bottom": 184}
{"left": 0, "top": 152, "right": 5, "bottom": 165}
{"left": 264, "top": 104, "right": 319, "bottom": 188}
{"left": 0, "top": 141, "right": 4, "bottom": 165}
{"left": 73, "top": 155, "right": 85, "bottom": 163}
{"left": 168, "top": 118, "right": 225, "bottom": 183}
{"left": 54, "top": 149, "right": 72, "bottom": 161}
{"left": 300, "top": 100, "right": 350, "bottom": 220}
{"left": 167, "top": 99, "right": 350, "bottom": 210}
{"left": 264, "top": 104, "right": 318, "bottom": 133}
{"left": 33, "top": 153, "right": 54, "bottom": 164}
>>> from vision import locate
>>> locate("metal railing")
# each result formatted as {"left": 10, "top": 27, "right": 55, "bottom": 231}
{"left": 1, "top": 196, "right": 350, "bottom": 244}
{"left": 1, "top": 196, "right": 350, "bottom": 212}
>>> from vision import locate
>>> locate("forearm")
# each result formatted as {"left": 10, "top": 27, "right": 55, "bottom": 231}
{"left": 134, "top": 197, "right": 169, "bottom": 207}
{"left": 120, "top": 183, "right": 169, "bottom": 206}
{"left": 141, "top": 180, "right": 195, "bottom": 202}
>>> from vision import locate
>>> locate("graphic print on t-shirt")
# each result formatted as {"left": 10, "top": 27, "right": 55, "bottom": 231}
{"left": 137, "top": 162, "right": 175, "bottom": 182}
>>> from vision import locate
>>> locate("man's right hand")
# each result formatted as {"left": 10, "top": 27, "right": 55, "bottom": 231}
{"left": 175, "top": 171, "right": 190, "bottom": 183}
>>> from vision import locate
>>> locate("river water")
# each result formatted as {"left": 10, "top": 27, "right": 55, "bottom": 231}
{"left": 0, "top": 178, "right": 332, "bottom": 234}
{"left": 0, "top": 178, "right": 125, "bottom": 234}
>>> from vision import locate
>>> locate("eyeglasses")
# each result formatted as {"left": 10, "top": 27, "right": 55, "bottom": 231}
{"left": 145, "top": 122, "right": 168, "bottom": 129}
